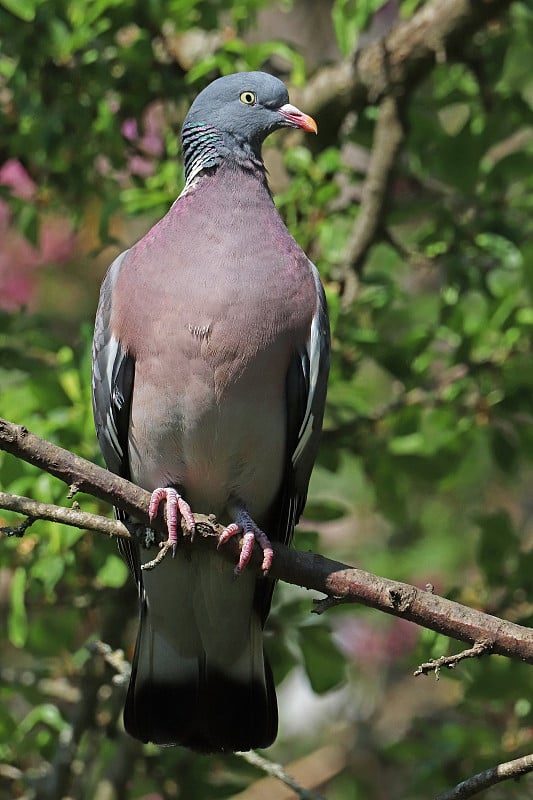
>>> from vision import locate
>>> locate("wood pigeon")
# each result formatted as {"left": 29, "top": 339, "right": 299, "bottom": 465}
{"left": 92, "top": 71, "right": 330, "bottom": 752}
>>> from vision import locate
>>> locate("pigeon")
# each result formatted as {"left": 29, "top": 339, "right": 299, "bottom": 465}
{"left": 92, "top": 71, "right": 330, "bottom": 752}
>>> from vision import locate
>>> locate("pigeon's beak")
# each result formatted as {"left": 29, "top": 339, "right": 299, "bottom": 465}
{"left": 277, "top": 103, "right": 318, "bottom": 134}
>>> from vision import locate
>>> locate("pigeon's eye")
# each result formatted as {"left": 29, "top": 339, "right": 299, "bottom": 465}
{"left": 240, "top": 91, "right": 256, "bottom": 105}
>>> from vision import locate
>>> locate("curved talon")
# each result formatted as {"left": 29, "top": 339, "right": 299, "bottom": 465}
{"left": 148, "top": 487, "right": 195, "bottom": 552}
{"left": 236, "top": 531, "right": 257, "bottom": 576}
{"left": 218, "top": 522, "right": 241, "bottom": 549}
{"left": 219, "top": 511, "right": 273, "bottom": 576}
{"left": 253, "top": 529, "right": 274, "bottom": 574}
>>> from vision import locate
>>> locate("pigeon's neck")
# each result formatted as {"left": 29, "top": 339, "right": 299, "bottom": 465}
{"left": 181, "top": 122, "right": 265, "bottom": 189}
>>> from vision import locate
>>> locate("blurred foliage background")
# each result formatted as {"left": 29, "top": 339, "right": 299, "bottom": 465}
{"left": 1, "top": 0, "right": 533, "bottom": 798}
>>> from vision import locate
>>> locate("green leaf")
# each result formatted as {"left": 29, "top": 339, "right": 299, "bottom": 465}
{"left": 0, "top": 0, "right": 37, "bottom": 22}
{"left": 14, "top": 203, "right": 40, "bottom": 247}
{"left": 476, "top": 232, "right": 523, "bottom": 270}
{"left": 388, "top": 432, "right": 426, "bottom": 456}
{"left": 486, "top": 268, "right": 521, "bottom": 298}
{"left": 332, "top": 0, "right": 384, "bottom": 57}
{"left": 476, "top": 510, "right": 519, "bottom": 586}
{"left": 516, "top": 307, "right": 533, "bottom": 325}
{"left": 31, "top": 555, "right": 65, "bottom": 594}
{"left": 17, "top": 703, "right": 66, "bottom": 738}
{"left": 97, "top": 554, "right": 128, "bottom": 587}
{"left": 299, "top": 624, "right": 346, "bottom": 693}
{"left": 8, "top": 567, "right": 28, "bottom": 648}
{"left": 462, "top": 290, "right": 488, "bottom": 336}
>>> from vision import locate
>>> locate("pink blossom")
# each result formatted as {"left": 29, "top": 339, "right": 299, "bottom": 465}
{"left": 128, "top": 155, "right": 156, "bottom": 178}
{"left": 0, "top": 160, "right": 76, "bottom": 310}
{"left": 121, "top": 118, "right": 138, "bottom": 141}
{"left": 0, "top": 159, "right": 37, "bottom": 200}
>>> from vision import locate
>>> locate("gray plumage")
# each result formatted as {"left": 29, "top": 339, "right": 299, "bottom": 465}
{"left": 92, "top": 71, "right": 329, "bottom": 752}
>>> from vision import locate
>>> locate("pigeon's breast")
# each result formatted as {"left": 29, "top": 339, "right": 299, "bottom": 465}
{"left": 113, "top": 165, "right": 318, "bottom": 520}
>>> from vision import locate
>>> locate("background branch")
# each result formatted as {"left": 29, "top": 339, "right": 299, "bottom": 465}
{"left": 434, "top": 753, "right": 533, "bottom": 800}
{"left": 236, "top": 751, "right": 327, "bottom": 800}
{"left": 297, "top": 0, "right": 514, "bottom": 308}
{"left": 0, "top": 491, "right": 130, "bottom": 539}
{"left": 231, "top": 746, "right": 347, "bottom": 800}
{"left": 339, "top": 94, "right": 405, "bottom": 304}
{"left": 300, "top": 0, "right": 514, "bottom": 119}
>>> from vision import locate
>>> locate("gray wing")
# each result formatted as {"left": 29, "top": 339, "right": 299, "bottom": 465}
{"left": 279, "top": 260, "right": 330, "bottom": 546}
{"left": 92, "top": 250, "right": 134, "bottom": 478}
{"left": 91, "top": 250, "right": 138, "bottom": 577}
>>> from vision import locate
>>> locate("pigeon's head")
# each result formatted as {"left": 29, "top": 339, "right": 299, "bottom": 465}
{"left": 184, "top": 72, "right": 317, "bottom": 143}
{"left": 181, "top": 72, "right": 317, "bottom": 181}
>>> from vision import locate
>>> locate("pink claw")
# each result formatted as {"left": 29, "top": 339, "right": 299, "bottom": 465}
{"left": 219, "top": 510, "right": 273, "bottom": 576}
{"left": 149, "top": 487, "right": 195, "bottom": 551}
{"left": 218, "top": 522, "right": 241, "bottom": 548}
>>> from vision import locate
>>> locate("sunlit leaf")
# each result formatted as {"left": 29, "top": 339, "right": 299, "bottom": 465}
{"left": 97, "top": 554, "right": 129, "bottom": 587}
{"left": 8, "top": 567, "right": 28, "bottom": 648}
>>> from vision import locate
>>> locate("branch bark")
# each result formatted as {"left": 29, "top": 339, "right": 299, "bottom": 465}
{"left": 0, "top": 491, "right": 130, "bottom": 539}
{"left": 340, "top": 94, "right": 405, "bottom": 300}
{"left": 414, "top": 641, "right": 492, "bottom": 678}
{"left": 434, "top": 752, "right": 533, "bottom": 800}
{"left": 2, "top": 417, "right": 533, "bottom": 666}
{"left": 232, "top": 746, "right": 347, "bottom": 800}
{"left": 236, "top": 751, "right": 327, "bottom": 800}
{"left": 300, "top": 0, "right": 515, "bottom": 118}
{"left": 0, "top": 418, "right": 154, "bottom": 524}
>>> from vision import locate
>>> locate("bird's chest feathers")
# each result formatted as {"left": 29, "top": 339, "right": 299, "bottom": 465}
{"left": 111, "top": 168, "right": 317, "bottom": 514}
{"left": 114, "top": 171, "right": 315, "bottom": 387}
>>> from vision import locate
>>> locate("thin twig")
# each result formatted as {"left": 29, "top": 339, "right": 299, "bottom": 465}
{"left": 34, "top": 644, "right": 110, "bottom": 799}
{"left": 231, "top": 746, "right": 347, "bottom": 800}
{"left": 434, "top": 752, "right": 533, "bottom": 800}
{"left": 237, "top": 751, "right": 327, "bottom": 800}
{"left": 342, "top": 95, "right": 405, "bottom": 282}
{"left": 32, "top": 583, "right": 139, "bottom": 800}
{"left": 88, "top": 641, "right": 131, "bottom": 685}
{"left": 414, "top": 640, "right": 492, "bottom": 678}
{"left": 142, "top": 541, "right": 173, "bottom": 570}
{"left": 0, "top": 491, "right": 130, "bottom": 539}
{"left": 0, "top": 513, "right": 36, "bottom": 537}
{"left": 312, "top": 595, "right": 349, "bottom": 614}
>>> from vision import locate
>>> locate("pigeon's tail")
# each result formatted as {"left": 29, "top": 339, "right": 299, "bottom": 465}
{"left": 123, "top": 548, "right": 278, "bottom": 752}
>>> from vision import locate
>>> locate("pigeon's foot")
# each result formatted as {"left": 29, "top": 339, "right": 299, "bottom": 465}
{"left": 148, "top": 487, "right": 195, "bottom": 553}
{"left": 218, "top": 508, "right": 273, "bottom": 576}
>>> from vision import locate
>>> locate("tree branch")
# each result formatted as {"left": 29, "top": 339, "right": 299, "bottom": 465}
{"left": 237, "top": 751, "right": 327, "bottom": 800}
{"left": 300, "top": 0, "right": 514, "bottom": 118}
{"left": 339, "top": 94, "right": 405, "bottom": 302}
{"left": 434, "top": 752, "right": 533, "bottom": 800}
{"left": 0, "top": 491, "right": 130, "bottom": 539}
{"left": 0, "top": 418, "right": 154, "bottom": 524}
{"left": 294, "top": 0, "right": 514, "bottom": 303}
{"left": 2, "top": 417, "right": 533, "bottom": 668}
{"left": 232, "top": 746, "right": 347, "bottom": 800}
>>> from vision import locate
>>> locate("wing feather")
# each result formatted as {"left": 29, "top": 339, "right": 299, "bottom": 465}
{"left": 276, "top": 260, "right": 330, "bottom": 547}
{"left": 91, "top": 250, "right": 139, "bottom": 579}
